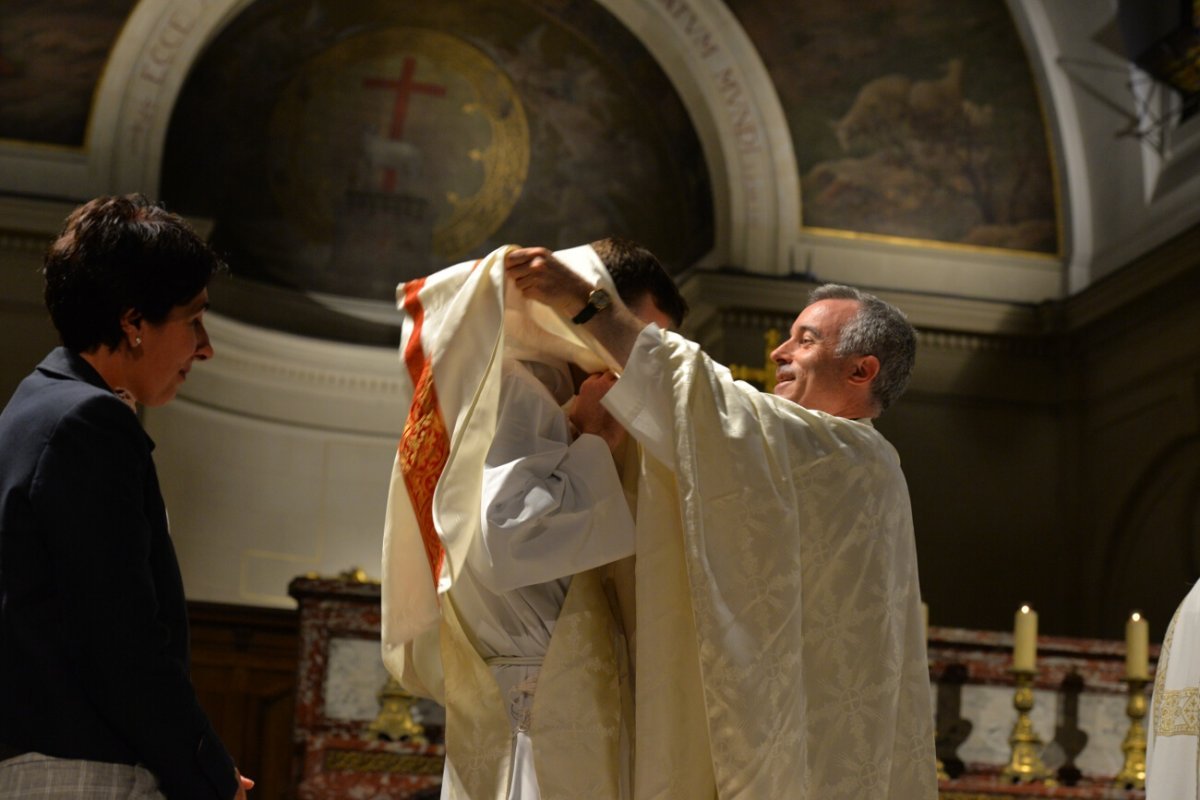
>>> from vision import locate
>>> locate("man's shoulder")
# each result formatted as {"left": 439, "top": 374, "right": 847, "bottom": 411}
{"left": 767, "top": 401, "right": 902, "bottom": 468}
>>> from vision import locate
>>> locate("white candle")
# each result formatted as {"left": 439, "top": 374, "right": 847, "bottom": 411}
{"left": 1126, "top": 612, "right": 1149, "bottom": 680}
{"left": 1013, "top": 604, "right": 1037, "bottom": 671}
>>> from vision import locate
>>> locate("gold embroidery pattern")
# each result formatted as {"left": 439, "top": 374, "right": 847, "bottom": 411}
{"left": 398, "top": 277, "right": 449, "bottom": 587}
{"left": 1157, "top": 687, "right": 1200, "bottom": 737}
{"left": 1154, "top": 604, "right": 1200, "bottom": 737}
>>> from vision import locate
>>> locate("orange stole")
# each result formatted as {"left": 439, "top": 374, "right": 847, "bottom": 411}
{"left": 398, "top": 277, "right": 450, "bottom": 588}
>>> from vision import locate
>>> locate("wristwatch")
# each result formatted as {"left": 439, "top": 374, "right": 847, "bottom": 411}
{"left": 571, "top": 287, "right": 612, "bottom": 324}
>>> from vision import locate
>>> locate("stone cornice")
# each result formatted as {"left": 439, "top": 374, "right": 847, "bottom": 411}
{"left": 0, "top": 197, "right": 74, "bottom": 254}
{"left": 1061, "top": 221, "right": 1200, "bottom": 331}
{"left": 177, "top": 313, "right": 405, "bottom": 435}
{"left": 681, "top": 270, "right": 1046, "bottom": 337}
{"left": 0, "top": 232, "right": 49, "bottom": 254}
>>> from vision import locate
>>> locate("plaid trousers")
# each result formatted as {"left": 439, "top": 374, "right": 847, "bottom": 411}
{"left": 0, "top": 752, "right": 165, "bottom": 799}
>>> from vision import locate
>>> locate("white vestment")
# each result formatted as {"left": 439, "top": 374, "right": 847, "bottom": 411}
{"left": 1147, "top": 581, "right": 1200, "bottom": 799}
{"left": 448, "top": 357, "right": 635, "bottom": 799}
{"left": 381, "top": 246, "right": 633, "bottom": 800}
{"left": 602, "top": 325, "right": 937, "bottom": 799}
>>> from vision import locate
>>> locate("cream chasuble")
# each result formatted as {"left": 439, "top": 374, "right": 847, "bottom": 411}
{"left": 380, "top": 245, "right": 631, "bottom": 799}
{"left": 1147, "top": 581, "right": 1200, "bottom": 799}
{"left": 603, "top": 325, "right": 937, "bottom": 799}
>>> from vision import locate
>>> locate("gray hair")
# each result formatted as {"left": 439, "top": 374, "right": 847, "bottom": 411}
{"left": 807, "top": 284, "right": 917, "bottom": 413}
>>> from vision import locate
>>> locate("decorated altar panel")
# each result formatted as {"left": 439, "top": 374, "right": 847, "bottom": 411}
{"left": 289, "top": 575, "right": 445, "bottom": 800}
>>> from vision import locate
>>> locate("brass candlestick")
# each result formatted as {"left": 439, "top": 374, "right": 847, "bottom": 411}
{"left": 1001, "top": 669, "right": 1056, "bottom": 785}
{"left": 1113, "top": 677, "right": 1148, "bottom": 789}
{"left": 367, "top": 675, "right": 427, "bottom": 744}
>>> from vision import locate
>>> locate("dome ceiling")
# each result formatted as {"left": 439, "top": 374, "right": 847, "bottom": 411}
{"left": 160, "top": 0, "right": 713, "bottom": 324}
{"left": 4, "top": 0, "right": 1200, "bottom": 323}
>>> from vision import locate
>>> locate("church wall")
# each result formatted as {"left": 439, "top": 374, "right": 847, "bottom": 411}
{"left": 143, "top": 313, "right": 408, "bottom": 608}
{"left": 0, "top": 245, "right": 56, "bottom": 402}
{"left": 1065, "top": 236, "right": 1200, "bottom": 643}
{"left": 0, "top": 202, "right": 73, "bottom": 403}
{"left": 884, "top": 354, "right": 1071, "bottom": 637}
{"left": 146, "top": 402, "right": 399, "bottom": 608}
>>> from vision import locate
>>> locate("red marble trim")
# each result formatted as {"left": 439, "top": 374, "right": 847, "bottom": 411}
{"left": 290, "top": 585, "right": 385, "bottom": 736}
{"left": 941, "top": 767, "right": 1144, "bottom": 798}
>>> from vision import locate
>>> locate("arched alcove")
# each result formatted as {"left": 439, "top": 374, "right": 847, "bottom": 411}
{"left": 158, "top": 0, "right": 714, "bottom": 342}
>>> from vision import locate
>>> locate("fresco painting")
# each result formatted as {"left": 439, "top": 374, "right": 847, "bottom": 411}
{"left": 162, "top": 0, "right": 713, "bottom": 304}
{"left": 0, "top": 0, "right": 136, "bottom": 146}
{"left": 729, "top": 0, "right": 1059, "bottom": 254}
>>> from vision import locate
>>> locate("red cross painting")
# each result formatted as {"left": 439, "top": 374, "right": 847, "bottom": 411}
{"left": 362, "top": 57, "right": 447, "bottom": 192}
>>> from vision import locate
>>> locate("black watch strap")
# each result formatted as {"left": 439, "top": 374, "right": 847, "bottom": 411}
{"left": 571, "top": 288, "right": 611, "bottom": 324}
{"left": 572, "top": 302, "right": 600, "bottom": 325}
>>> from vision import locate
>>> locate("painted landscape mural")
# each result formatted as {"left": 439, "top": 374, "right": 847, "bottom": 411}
{"left": 730, "top": 0, "right": 1059, "bottom": 254}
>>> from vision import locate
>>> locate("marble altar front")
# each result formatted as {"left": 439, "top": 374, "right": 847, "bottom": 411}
{"left": 289, "top": 575, "right": 444, "bottom": 800}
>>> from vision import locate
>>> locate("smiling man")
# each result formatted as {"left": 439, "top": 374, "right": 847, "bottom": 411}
{"left": 505, "top": 247, "right": 935, "bottom": 799}
{"left": 770, "top": 284, "right": 916, "bottom": 419}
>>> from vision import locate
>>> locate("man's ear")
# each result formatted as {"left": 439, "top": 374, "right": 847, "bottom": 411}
{"left": 848, "top": 354, "right": 880, "bottom": 386}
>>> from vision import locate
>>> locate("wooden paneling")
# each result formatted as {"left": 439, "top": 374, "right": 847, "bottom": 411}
{"left": 189, "top": 601, "right": 300, "bottom": 800}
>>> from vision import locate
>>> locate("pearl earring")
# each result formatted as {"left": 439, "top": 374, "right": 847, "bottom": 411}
{"left": 135, "top": 336, "right": 142, "bottom": 346}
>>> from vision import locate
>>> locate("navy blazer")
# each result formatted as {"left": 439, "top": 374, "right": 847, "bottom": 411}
{"left": 0, "top": 348, "right": 237, "bottom": 799}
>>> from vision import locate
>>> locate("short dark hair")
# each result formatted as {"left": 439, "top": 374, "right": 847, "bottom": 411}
{"left": 43, "top": 194, "right": 223, "bottom": 353}
{"left": 808, "top": 284, "right": 917, "bottom": 413}
{"left": 591, "top": 236, "right": 688, "bottom": 327}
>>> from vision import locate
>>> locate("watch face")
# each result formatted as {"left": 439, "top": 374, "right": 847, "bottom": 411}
{"left": 592, "top": 288, "right": 612, "bottom": 309}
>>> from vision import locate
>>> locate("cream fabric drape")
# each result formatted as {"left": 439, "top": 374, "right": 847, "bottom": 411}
{"left": 381, "top": 244, "right": 617, "bottom": 678}
{"left": 380, "top": 245, "right": 628, "bottom": 799}
{"left": 1147, "top": 581, "right": 1200, "bottom": 799}
{"left": 605, "top": 325, "right": 937, "bottom": 799}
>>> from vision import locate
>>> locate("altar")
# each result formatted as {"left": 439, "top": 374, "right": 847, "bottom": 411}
{"left": 930, "top": 623, "right": 1154, "bottom": 799}
{"left": 289, "top": 574, "right": 445, "bottom": 800}
{"left": 287, "top": 575, "right": 1157, "bottom": 799}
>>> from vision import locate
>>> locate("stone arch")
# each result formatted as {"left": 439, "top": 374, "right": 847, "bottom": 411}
{"left": 86, "top": 0, "right": 798, "bottom": 272}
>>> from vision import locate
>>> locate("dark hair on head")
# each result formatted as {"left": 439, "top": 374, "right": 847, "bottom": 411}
{"left": 807, "top": 283, "right": 917, "bottom": 414}
{"left": 43, "top": 194, "right": 223, "bottom": 353}
{"left": 590, "top": 236, "right": 688, "bottom": 327}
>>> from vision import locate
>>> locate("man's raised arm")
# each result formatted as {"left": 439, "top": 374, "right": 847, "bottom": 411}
{"left": 505, "top": 247, "right": 647, "bottom": 367}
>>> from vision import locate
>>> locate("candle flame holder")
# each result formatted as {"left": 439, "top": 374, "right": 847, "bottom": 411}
{"left": 1113, "top": 676, "right": 1147, "bottom": 790}
{"left": 1001, "top": 669, "right": 1056, "bottom": 785}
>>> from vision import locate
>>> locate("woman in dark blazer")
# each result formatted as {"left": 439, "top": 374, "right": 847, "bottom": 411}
{"left": 0, "top": 195, "right": 252, "bottom": 799}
